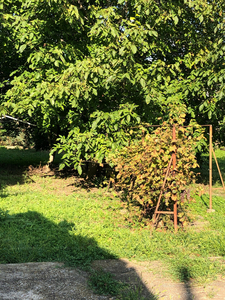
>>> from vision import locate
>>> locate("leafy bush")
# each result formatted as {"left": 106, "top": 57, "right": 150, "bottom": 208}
{"left": 110, "top": 113, "right": 205, "bottom": 224}
{"left": 53, "top": 103, "right": 141, "bottom": 174}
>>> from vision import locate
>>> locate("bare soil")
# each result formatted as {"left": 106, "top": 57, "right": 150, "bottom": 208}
{"left": 0, "top": 259, "right": 225, "bottom": 300}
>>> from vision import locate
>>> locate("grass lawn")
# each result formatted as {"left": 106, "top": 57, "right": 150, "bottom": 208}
{"left": 0, "top": 146, "right": 225, "bottom": 286}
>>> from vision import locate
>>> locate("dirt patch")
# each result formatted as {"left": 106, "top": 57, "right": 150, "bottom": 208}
{"left": 0, "top": 260, "right": 225, "bottom": 300}
{"left": 0, "top": 262, "right": 108, "bottom": 300}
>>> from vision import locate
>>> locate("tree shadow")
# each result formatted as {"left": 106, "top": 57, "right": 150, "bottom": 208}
{"left": 0, "top": 147, "right": 45, "bottom": 187}
{"left": 0, "top": 147, "right": 64, "bottom": 187}
{"left": 177, "top": 266, "right": 195, "bottom": 300}
{"left": 0, "top": 147, "right": 116, "bottom": 194}
{"left": 0, "top": 209, "right": 157, "bottom": 299}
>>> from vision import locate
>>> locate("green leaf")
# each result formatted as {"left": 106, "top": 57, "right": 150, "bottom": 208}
{"left": 54, "top": 60, "right": 59, "bottom": 67}
{"left": 218, "top": 90, "right": 223, "bottom": 99}
{"left": 208, "top": 110, "right": 212, "bottom": 119}
{"left": 140, "top": 78, "right": 146, "bottom": 88}
{"left": 59, "top": 163, "right": 65, "bottom": 170}
{"left": 73, "top": 5, "right": 79, "bottom": 19}
{"left": 174, "top": 16, "right": 179, "bottom": 25}
{"left": 19, "top": 44, "right": 27, "bottom": 53}
{"left": 92, "top": 88, "right": 98, "bottom": 96}
{"left": 146, "top": 94, "right": 151, "bottom": 104}
{"left": 199, "top": 104, "right": 204, "bottom": 112}
{"left": 131, "top": 44, "right": 137, "bottom": 54}
{"left": 50, "top": 98, "right": 55, "bottom": 106}
{"left": 78, "top": 165, "right": 82, "bottom": 175}
{"left": 111, "top": 27, "right": 117, "bottom": 37}
{"left": 119, "top": 47, "right": 125, "bottom": 56}
{"left": 76, "top": 88, "right": 80, "bottom": 98}
{"left": 150, "top": 30, "right": 158, "bottom": 37}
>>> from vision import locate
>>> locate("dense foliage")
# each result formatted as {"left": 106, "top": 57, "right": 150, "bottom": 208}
{"left": 109, "top": 109, "right": 205, "bottom": 222}
{"left": 0, "top": 0, "right": 225, "bottom": 167}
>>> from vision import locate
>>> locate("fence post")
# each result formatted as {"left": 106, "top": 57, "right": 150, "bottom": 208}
{"left": 209, "top": 125, "right": 213, "bottom": 210}
{"left": 172, "top": 125, "right": 177, "bottom": 232}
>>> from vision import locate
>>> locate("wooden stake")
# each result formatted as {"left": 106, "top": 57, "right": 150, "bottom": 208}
{"left": 153, "top": 156, "right": 173, "bottom": 223}
{"left": 209, "top": 125, "right": 213, "bottom": 210}
{"left": 172, "top": 125, "right": 177, "bottom": 232}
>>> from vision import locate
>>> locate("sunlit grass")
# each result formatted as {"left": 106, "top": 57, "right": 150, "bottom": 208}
{"left": 0, "top": 147, "right": 225, "bottom": 284}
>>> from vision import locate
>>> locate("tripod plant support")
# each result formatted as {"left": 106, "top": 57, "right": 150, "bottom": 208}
{"left": 153, "top": 125, "right": 178, "bottom": 232}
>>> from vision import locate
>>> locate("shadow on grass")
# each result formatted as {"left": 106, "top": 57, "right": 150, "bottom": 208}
{"left": 0, "top": 147, "right": 111, "bottom": 191}
{"left": 0, "top": 147, "right": 46, "bottom": 187}
{"left": 0, "top": 209, "right": 157, "bottom": 299}
{"left": 0, "top": 147, "right": 63, "bottom": 187}
{"left": 177, "top": 266, "right": 195, "bottom": 300}
{"left": 200, "top": 195, "right": 209, "bottom": 208}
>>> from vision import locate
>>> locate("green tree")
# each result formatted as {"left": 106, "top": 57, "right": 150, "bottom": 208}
{"left": 1, "top": 0, "right": 225, "bottom": 170}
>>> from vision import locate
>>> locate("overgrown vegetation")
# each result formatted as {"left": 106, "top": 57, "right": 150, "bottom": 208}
{"left": 109, "top": 110, "right": 205, "bottom": 226}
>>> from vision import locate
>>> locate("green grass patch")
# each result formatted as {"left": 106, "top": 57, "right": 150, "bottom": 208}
{"left": 0, "top": 146, "right": 62, "bottom": 168}
{"left": 88, "top": 269, "right": 125, "bottom": 296}
{"left": 0, "top": 147, "right": 225, "bottom": 286}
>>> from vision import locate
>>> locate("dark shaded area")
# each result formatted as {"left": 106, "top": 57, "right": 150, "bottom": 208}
{"left": 0, "top": 210, "right": 113, "bottom": 267}
{"left": 200, "top": 195, "right": 209, "bottom": 208}
{"left": 91, "top": 259, "right": 159, "bottom": 300}
{"left": 0, "top": 147, "right": 63, "bottom": 187}
{"left": 177, "top": 266, "right": 195, "bottom": 300}
{"left": 0, "top": 209, "right": 157, "bottom": 299}
{"left": 0, "top": 117, "right": 68, "bottom": 151}
{"left": 0, "top": 148, "right": 44, "bottom": 187}
{"left": 196, "top": 153, "right": 225, "bottom": 186}
{"left": 0, "top": 148, "right": 117, "bottom": 199}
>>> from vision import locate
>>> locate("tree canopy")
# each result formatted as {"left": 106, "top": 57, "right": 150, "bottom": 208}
{"left": 1, "top": 0, "right": 225, "bottom": 170}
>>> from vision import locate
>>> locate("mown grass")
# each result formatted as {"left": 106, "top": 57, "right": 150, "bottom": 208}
{"left": 0, "top": 146, "right": 225, "bottom": 288}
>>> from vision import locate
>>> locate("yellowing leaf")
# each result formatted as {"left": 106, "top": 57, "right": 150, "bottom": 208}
{"left": 171, "top": 194, "right": 177, "bottom": 201}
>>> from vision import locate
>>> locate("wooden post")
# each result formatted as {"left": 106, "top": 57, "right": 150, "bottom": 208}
{"left": 153, "top": 156, "right": 173, "bottom": 224}
{"left": 172, "top": 125, "right": 177, "bottom": 232}
{"left": 209, "top": 125, "right": 213, "bottom": 210}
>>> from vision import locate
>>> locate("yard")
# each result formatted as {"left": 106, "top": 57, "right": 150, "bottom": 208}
{"left": 0, "top": 146, "right": 225, "bottom": 298}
